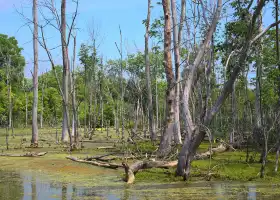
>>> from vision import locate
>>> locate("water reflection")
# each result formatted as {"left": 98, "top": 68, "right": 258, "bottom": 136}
{"left": 0, "top": 170, "right": 278, "bottom": 200}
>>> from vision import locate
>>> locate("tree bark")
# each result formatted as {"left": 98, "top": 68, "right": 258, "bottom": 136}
{"left": 171, "top": 0, "right": 182, "bottom": 145}
{"left": 40, "top": 80, "right": 45, "bottom": 129}
{"left": 31, "top": 0, "right": 39, "bottom": 146}
{"left": 71, "top": 35, "right": 79, "bottom": 148}
{"left": 60, "top": 0, "right": 71, "bottom": 146}
{"left": 25, "top": 90, "right": 28, "bottom": 127}
{"left": 177, "top": 0, "right": 223, "bottom": 179}
{"left": 158, "top": 0, "right": 175, "bottom": 157}
{"left": 275, "top": 0, "right": 280, "bottom": 173}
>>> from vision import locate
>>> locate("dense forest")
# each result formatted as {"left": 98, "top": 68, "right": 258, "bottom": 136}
{"left": 2, "top": 0, "right": 280, "bottom": 197}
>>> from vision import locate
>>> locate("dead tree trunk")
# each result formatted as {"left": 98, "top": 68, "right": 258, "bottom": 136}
{"left": 145, "top": 0, "right": 156, "bottom": 142}
{"left": 158, "top": 0, "right": 176, "bottom": 157}
{"left": 60, "top": 0, "right": 72, "bottom": 147}
{"left": 275, "top": 0, "right": 280, "bottom": 173}
{"left": 171, "top": 0, "right": 182, "bottom": 145}
{"left": 40, "top": 79, "right": 45, "bottom": 129}
{"left": 71, "top": 35, "right": 79, "bottom": 148}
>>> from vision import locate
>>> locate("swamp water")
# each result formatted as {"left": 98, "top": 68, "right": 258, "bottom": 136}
{"left": 0, "top": 170, "right": 279, "bottom": 200}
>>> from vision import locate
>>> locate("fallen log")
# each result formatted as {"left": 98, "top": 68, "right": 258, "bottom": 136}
{"left": 85, "top": 153, "right": 118, "bottom": 161}
{"left": 0, "top": 152, "right": 47, "bottom": 157}
{"left": 122, "top": 143, "right": 230, "bottom": 184}
{"left": 81, "top": 140, "right": 114, "bottom": 143}
{"left": 194, "top": 143, "right": 228, "bottom": 160}
{"left": 122, "top": 160, "right": 178, "bottom": 184}
{"left": 97, "top": 146, "right": 115, "bottom": 150}
{"left": 66, "top": 156, "right": 123, "bottom": 169}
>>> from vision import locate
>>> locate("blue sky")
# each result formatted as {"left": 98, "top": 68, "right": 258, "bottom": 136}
{"left": 0, "top": 0, "right": 276, "bottom": 79}
{"left": 0, "top": 0, "right": 162, "bottom": 77}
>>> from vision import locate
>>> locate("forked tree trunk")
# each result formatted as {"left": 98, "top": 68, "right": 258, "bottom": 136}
{"left": 31, "top": 0, "right": 39, "bottom": 146}
{"left": 176, "top": 0, "right": 223, "bottom": 179}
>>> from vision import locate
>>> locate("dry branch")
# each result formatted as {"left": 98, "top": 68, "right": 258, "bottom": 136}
{"left": 0, "top": 152, "right": 47, "bottom": 157}
{"left": 97, "top": 146, "right": 115, "bottom": 150}
{"left": 66, "top": 156, "right": 122, "bottom": 169}
{"left": 85, "top": 152, "right": 117, "bottom": 161}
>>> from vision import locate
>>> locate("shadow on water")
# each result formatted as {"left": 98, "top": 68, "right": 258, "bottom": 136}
{"left": 0, "top": 170, "right": 279, "bottom": 200}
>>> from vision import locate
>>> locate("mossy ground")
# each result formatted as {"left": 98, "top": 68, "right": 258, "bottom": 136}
{"left": 0, "top": 128, "right": 280, "bottom": 185}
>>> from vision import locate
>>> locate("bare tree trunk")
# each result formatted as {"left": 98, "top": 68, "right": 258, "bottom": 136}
{"left": 71, "top": 36, "right": 79, "bottom": 148}
{"left": 155, "top": 72, "right": 159, "bottom": 130}
{"left": 8, "top": 84, "right": 12, "bottom": 130}
{"left": 176, "top": 0, "right": 223, "bottom": 179}
{"left": 115, "top": 27, "right": 124, "bottom": 140}
{"left": 60, "top": 0, "right": 72, "bottom": 147}
{"left": 25, "top": 91, "right": 28, "bottom": 127}
{"left": 275, "top": 0, "right": 280, "bottom": 173}
{"left": 132, "top": 99, "right": 140, "bottom": 138}
{"left": 31, "top": 0, "right": 39, "bottom": 146}
{"left": 230, "top": 82, "right": 236, "bottom": 144}
{"left": 253, "top": 7, "right": 265, "bottom": 174}
{"left": 40, "top": 81, "right": 44, "bottom": 129}
{"left": 84, "top": 73, "right": 87, "bottom": 137}
{"left": 145, "top": 0, "right": 156, "bottom": 143}
{"left": 171, "top": 0, "right": 183, "bottom": 144}
{"left": 158, "top": 0, "right": 175, "bottom": 157}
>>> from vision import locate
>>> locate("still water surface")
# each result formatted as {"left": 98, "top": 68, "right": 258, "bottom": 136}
{"left": 0, "top": 170, "right": 279, "bottom": 200}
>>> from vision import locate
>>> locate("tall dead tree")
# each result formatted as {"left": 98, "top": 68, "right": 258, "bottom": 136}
{"left": 38, "top": 0, "right": 78, "bottom": 150}
{"left": 31, "top": 0, "right": 39, "bottom": 146}
{"left": 71, "top": 35, "right": 79, "bottom": 148}
{"left": 145, "top": 0, "right": 156, "bottom": 142}
{"left": 171, "top": 0, "right": 185, "bottom": 144}
{"left": 158, "top": 0, "right": 176, "bottom": 157}
{"left": 60, "top": 0, "right": 70, "bottom": 142}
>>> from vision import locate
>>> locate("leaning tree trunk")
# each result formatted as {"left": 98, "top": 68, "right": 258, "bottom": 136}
{"left": 31, "top": 0, "right": 39, "bottom": 146}
{"left": 158, "top": 0, "right": 175, "bottom": 157}
{"left": 176, "top": 0, "right": 223, "bottom": 179}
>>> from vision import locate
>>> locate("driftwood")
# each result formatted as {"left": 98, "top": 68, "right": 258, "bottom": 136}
{"left": 122, "top": 160, "right": 177, "bottom": 184}
{"left": 0, "top": 152, "right": 47, "bottom": 157}
{"left": 66, "top": 156, "right": 123, "bottom": 169}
